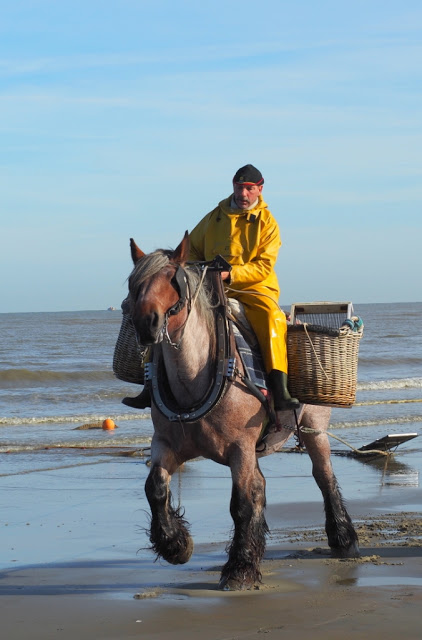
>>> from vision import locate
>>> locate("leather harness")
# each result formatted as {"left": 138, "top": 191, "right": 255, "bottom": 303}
{"left": 143, "top": 264, "right": 240, "bottom": 423}
{"left": 140, "top": 261, "right": 299, "bottom": 451}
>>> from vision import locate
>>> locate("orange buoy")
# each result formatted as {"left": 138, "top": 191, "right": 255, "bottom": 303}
{"left": 102, "top": 418, "right": 115, "bottom": 430}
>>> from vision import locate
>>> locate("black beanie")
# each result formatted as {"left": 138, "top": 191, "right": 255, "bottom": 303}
{"left": 233, "top": 164, "right": 264, "bottom": 186}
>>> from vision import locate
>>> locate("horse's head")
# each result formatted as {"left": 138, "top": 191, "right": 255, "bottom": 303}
{"left": 128, "top": 231, "right": 191, "bottom": 346}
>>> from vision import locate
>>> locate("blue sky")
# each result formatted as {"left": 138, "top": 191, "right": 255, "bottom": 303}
{"left": 1, "top": 1, "right": 421, "bottom": 312}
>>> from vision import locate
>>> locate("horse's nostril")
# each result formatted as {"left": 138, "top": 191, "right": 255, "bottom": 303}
{"left": 134, "top": 311, "right": 162, "bottom": 344}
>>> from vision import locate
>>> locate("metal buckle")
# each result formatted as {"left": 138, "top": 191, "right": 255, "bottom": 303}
{"left": 144, "top": 362, "right": 153, "bottom": 381}
{"left": 225, "top": 356, "right": 236, "bottom": 378}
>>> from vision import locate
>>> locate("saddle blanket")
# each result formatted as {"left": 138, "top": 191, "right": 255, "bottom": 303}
{"left": 231, "top": 321, "right": 267, "bottom": 389}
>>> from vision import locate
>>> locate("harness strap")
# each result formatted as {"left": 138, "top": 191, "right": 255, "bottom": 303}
{"left": 167, "top": 265, "right": 189, "bottom": 316}
{"left": 234, "top": 367, "right": 276, "bottom": 421}
{"left": 147, "top": 311, "right": 234, "bottom": 422}
{"left": 145, "top": 267, "right": 274, "bottom": 426}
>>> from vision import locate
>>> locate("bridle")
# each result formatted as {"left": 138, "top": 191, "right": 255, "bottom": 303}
{"left": 160, "top": 264, "right": 191, "bottom": 348}
{"left": 143, "top": 261, "right": 234, "bottom": 423}
{"left": 132, "top": 260, "right": 209, "bottom": 350}
{"left": 167, "top": 265, "right": 190, "bottom": 316}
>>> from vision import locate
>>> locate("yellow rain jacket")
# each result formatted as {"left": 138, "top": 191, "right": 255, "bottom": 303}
{"left": 189, "top": 195, "right": 288, "bottom": 374}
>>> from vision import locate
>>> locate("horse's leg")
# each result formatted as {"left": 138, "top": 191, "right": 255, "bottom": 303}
{"left": 300, "top": 406, "right": 360, "bottom": 558}
{"left": 145, "top": 442, "right": 193, "bottom": 565}
{"left": 219, "top": 449, "right": 268, "bottom": 590}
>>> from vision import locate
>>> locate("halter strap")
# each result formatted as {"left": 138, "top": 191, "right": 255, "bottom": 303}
{"left": 160, "top": 264, "right": 192, "bottom": 348}
{"left": 167, "top": 264, "right": 189, "bottom": 316}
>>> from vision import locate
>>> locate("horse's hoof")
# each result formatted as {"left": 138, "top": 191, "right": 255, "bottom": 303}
{"left": 218, "top": 576, "right": 243, "bottom": 591}
{"left": 166, "top": 536, "right": 194, "bottom": 565}
{"left": 178, "top": 537, "right": 194, "bottom": 564}
{"left": 218, "top": 576, "right": 255, "bottom": 591}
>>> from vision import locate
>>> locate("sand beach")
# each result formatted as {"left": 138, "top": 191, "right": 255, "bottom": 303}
{"left": 1, "top": 447, "right": 421, "bottom": 640}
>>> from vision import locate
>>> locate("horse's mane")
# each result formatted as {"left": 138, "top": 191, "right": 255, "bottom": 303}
{"left": 129, "top": 249, "right": 173, "bottom": 290}
{"left": 129, "top": 249, "right": 216, "bottom": 345}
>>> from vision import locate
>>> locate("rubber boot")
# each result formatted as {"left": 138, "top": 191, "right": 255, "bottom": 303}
{"left": 268, "top": 370, "right": 300, "bottom": 411}
{"left": 122, "top": 385, "right": 151, "bottom": 409}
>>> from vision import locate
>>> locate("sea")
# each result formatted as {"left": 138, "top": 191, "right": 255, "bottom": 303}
{"left": 1, "top": 302, "right": 421, "bottom": 484}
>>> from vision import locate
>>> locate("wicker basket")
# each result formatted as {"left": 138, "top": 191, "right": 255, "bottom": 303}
{"left": 112, "top": 307, "right": 146, "bottom": 385}
{"left": 287, "top": 323, "right": 363, "bottom": 408}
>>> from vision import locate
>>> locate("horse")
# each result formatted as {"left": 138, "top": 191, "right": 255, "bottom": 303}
{"left": 127, "top": 232, "right": 360, "bottom": 590}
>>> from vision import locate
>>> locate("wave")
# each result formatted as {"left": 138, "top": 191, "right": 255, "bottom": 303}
{"left": 330, "top": 415, "right": 422, "bottom": 430}
{"left": 357, "top": 378, "right": 422, "bottom": 390}
{"left": 2, "top": 412, "right": 420, "bottom": 432}
{"left": 0, "top": 436, "right": 151, "bottom": 455}
{"left": 2, "top": 413, "right": 421, "bottom": 431}
{"left": 0, "top": 368, "right": 115, "bottom": 386}
{"left": 2, "top": 368, "right": 421, "bottom": 389}
{"left": 0, "top": 412, "right": 151, "bottom": 427}
{"left": 359, "top": 356, "right": 422, "bottom": 366}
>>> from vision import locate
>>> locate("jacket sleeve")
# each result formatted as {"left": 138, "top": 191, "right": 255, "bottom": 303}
{"left": 230, "top": 214, "right": 281, "bottom": 287}
{"left": 188, "top": 208, "right": 218, "bottom": 261}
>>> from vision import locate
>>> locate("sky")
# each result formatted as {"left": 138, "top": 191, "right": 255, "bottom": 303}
{"left": 1, "top": 0, "right": 421, "bottom": 312}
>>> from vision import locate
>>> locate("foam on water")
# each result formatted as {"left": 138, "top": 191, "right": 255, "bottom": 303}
{"left": 358, "top": 377, "right": 422, "bottom": 390}
{"left": 0, "top": 435, "right": 151, "bottom": 455}
{"left": 0, "top": 411, "right": 151, "bottom": 426}
{"left": 332, "top": 415, "right": 422, "bottom": 429}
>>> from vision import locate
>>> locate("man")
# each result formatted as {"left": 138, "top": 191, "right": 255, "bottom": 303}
{"left": 123, "top": 164, "right": 299, "bottom": 415}
{"left": 188, "top": 164, "right": 299, "bottom": 416}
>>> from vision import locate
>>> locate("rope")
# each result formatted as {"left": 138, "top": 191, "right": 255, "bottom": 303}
{"left": 163, "top": 265, "right": 209, "bottom": 348}
{"left": 190, "top": 264, "right": 209, "bottom": 309}
{"left": 178, "top": 265, "right": 209, "bottom": 337}
{"left": 302, "top": 323, "right": 329, "bottom": 379}
{"left": 177, "top": 464, "right": 182, "bottom": 510}
{"left": 299, "top": 426, "right": 390, "bottom": 457}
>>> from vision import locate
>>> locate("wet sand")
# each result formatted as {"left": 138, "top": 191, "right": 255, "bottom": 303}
{"left": 1, "top": 448, "right": 421, "bottom": 639}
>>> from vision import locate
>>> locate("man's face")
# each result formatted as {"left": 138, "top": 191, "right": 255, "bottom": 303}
{"left": 233, "top": 183, "right": 263, "bottom": 209}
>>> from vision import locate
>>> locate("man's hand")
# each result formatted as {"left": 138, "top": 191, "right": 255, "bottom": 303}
{"left": 221, "top": 271, "right": 230, "bottom": 281}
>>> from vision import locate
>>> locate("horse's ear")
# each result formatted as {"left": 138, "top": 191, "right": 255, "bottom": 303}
{"left": 171, "top": 230, "right": 190, "bottom": 266}
{"left": 130, "top": 238, "right": 145, "bottom": 264}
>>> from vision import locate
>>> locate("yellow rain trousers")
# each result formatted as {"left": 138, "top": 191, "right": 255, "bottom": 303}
{"left": 189, "top": 195, "right": 288, "bottom": 374}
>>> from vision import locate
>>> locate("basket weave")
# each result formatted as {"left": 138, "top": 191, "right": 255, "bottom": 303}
{"left": 112, "top": 307, "right": 146, "bottom": 385}
{"left": 287, "top": 324, "right": 363, "bottom": 408}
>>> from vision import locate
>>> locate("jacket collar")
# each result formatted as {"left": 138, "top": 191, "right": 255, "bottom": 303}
{"left": 218, "top": 194, "right": 267, "bottom": 216}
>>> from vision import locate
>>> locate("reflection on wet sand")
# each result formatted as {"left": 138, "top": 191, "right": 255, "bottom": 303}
{"left": 354, "top": 454, "right": 419, "bottom": 487}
